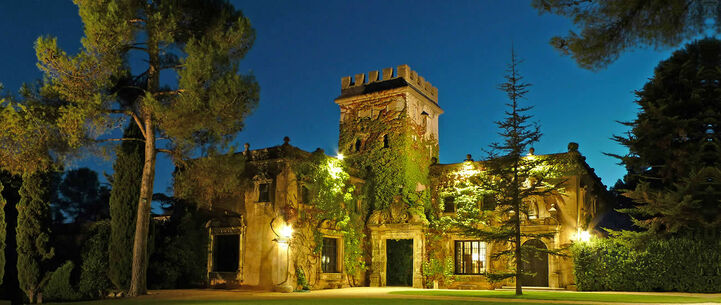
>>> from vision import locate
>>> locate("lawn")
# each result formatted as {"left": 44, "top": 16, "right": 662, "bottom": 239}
{"left": 46, "top": 298, "right": 581, "bottom": 305}
{"left": 391, "top": 290, "right": 721, "bottom": 303}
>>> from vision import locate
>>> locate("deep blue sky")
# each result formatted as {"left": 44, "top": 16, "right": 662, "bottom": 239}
{"left": 1, "top": 1, "right": 679, "bottom": 195}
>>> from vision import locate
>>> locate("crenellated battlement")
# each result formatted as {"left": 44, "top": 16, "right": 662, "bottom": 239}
{"left": 340, "top": 64, "right": 439, "bottom": 103}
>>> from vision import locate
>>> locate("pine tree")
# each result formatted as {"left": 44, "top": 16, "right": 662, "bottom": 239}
{"left": 108, "top": 124, "right": 144, "bottom": 291}
{"left": 29, "top": 0, "right": 259, "bottom": 295}
{"left": 451, "top": 50, "right": 565, "bottom": 295}
{"left": 533, "top": 0, "right": 716, "bottom": 70}
{"left": 16, "top": 172, "right": 55, "bottom": 303}
{"left": 611, "top": 38, "right": 721, "bottom": 234}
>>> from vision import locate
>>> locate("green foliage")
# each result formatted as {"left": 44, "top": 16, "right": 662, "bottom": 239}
{"left": 55, "top": 168, "right": 110, "bottom": 223}
{"left": 79, "top": 220, "right": 112, "bottom": 299}
{"left": 572, "top": 233, "right": 721, "bottom": 292}
{"left": 43, "top": 261, "right": 81, "bottom": 302}
{"left": 293, "top": 151, "right": 366, "bottom": 283}
{"left": 33, "top": 1, "right": 260, "bottom": 295}
{"left": 0, "top": 181, "right": 5, "bottom": 286}
{"left": 611, "top": 39, "right": 721, "bottom": 234}
{"left": 148, "top": 202, "right": 209, "bottom": 289}
{"left": 108, "top": 124, "right": 143, "bottom": 291}
{"left": 532, "top": 0, "right": 714, "bottom": 70}
{"left": 441, "top": 50, "right": 566, "bottom": 293}
{"left": 338, "top": 105, "right": 434, "bottom": 217}
{"left": 422, "top": 257, "right": 455, "bottom": 288}
{"left": 17, "top": 171, "right": 55, "bottom": 303}
{"left": 295, "top": 267, "right": 310, "bottom": 291}
{"left": 174, "top": 151, "right": 247, "bottom": 209}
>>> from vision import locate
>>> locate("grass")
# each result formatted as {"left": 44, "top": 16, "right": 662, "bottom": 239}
{"left": 391, "top": 290, "right": 721, "bottom": 303}
{"left": 46, "top": 298, "right": 586, "bottom": 305}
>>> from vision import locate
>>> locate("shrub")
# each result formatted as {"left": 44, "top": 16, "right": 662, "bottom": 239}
{"left": 572, "top": 234, "right": 721, "bottom": 292}
{"left": 79, "top": 220, "right": 112, "bottom": 298}
{"left": 43, "top": 261, "right": 81, "bottom": 302}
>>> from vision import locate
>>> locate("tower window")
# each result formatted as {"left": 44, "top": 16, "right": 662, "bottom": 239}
{"left": 443, "top": 196, "right": 455, "bottom": 213}
{"left": 355, "top": 139, "right": 361, "bottom": 152}
{"left": 258, "top": 183, "right": 271, "bottom": 202}
{"left": 383, "top": 134, "right": 389, "bottom": 148}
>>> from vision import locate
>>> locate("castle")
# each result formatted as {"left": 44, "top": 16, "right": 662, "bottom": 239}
{"left": 203, "top": 65, "right": 609, "bottom": 291}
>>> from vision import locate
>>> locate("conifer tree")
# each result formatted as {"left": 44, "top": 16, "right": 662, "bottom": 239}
{"left": 451, "top": 50, "right": 565, "bottom": 295}
{"left": 533, "top": 0, "right": 719, "bottom": 70}
{"left": 611, "top": 38, "right": 721, "bottom": 234}
{"left": 16, "top": 172, "right": 55, "bottom": 304}
{"left": 108, "top": 124, "right": 144, "bottom": 291}
{"left": 28, "top": 0, "right": 259, "bottom": 295}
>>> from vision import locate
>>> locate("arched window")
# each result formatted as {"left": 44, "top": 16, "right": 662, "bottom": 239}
{"left": 383, "top": 134, "right": 389, "bottom": 148}
{"left": 355, "top": 139, "right": 361, "bottom": 152}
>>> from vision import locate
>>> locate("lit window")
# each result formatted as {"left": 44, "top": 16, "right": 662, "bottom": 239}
{"left": 443, "top": 196, "right": 455, "bottom": 213}
{"left": 322, "top": 237, "right": 339, "bottom": 273}
{"left": 258, "top": 183, "right": 270, "bottom": 202}
{"left": 455, "top": 240, "right": 486, "bottom": 274}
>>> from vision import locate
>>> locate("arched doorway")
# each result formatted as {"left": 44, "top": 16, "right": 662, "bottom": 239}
{"left": 520, "top": 239, "right": 548, "bottom": 287}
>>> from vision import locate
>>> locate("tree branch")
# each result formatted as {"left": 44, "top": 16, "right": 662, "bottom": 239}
{"left": 153, "top": 89, "right": 185, "bottom": 96}
{"left": 96, "top": 138, "right": 145, "bottom": 143}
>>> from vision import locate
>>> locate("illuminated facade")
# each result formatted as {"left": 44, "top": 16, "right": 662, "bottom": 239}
{"left": 204, "top": 65, "right": 609, "bottom": 291}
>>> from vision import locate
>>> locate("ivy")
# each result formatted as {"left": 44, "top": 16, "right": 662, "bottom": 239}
{"left": 293, "top": 151, "right": 367, "bottom": 284}
{"left": 338, "top": 105, "right": 436, "bottom": 219}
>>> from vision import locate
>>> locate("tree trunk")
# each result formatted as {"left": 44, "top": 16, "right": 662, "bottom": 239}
{"left": 514, "top": 170, "right": 522, "bottom": 296}
{"left": 128, "top": 34, "right": 159, "bottom": 296}
{"left": 128, "top": 115, "right": 155, "bottom": 296}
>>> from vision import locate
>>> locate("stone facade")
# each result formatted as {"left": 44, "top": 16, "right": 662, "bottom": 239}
{"left": 202, "top": 65, "right": 609, "bottom": 291}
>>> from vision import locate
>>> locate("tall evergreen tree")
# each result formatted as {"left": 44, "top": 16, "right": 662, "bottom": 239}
{"left": 16, "top": 172, "right": 55, "bottom": 304}
{"left": 451, "top": 50, "right": 565, "bottom": 295}
{"left": 610, "top": 38, "right": 721, "bottom": 234}
{"left": 30, "top": 0, "right": 259, "bottom": 295}
{"left": 532, "top": 0, "right": 720, "bottom": 70}
{"left": 55, "top": 168, "right": 109, "bottom": 223}
{"left": 108, "top": 124, "right": 144, "bottom": 291}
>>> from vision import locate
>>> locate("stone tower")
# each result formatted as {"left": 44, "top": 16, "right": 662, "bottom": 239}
{"left": 334, "top": 65, "right": 443, "bottom": 288}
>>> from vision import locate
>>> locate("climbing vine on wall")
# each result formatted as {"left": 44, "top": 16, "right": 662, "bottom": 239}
{"left": 338, "top": 99, "right": 437, "bottom": 219}
{"left": 292, "top": 150, "right": 367, "bottom": 286}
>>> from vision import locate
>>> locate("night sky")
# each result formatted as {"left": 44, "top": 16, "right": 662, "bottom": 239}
{"left": 1, "top": 1, "right": 679, "bottom": 196}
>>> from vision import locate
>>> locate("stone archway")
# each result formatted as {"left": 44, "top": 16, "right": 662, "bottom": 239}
{"left": 521, "top": 239, "right": 549, "bottom": 287}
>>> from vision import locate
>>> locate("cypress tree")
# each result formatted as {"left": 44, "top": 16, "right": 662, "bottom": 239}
{"left": 108, "top": 124, "right": 144, "bottom": 291}
{"left": 16, "top": 172, "right": 54, "bottom": 304}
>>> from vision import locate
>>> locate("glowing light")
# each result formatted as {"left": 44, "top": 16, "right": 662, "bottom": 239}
{"left": 328, "top": 160, "right": 344, "bottom": 179}
{"left": 576, "top": 230, "right": 591, "bottom": 242}
{"left": 457, "top": 162, "right": 480, "bottom": 178}
{"left": 471, "top": 253, "right": 479, "bottom": 261}
{"left": 279, "top": 224, "right": 293, "bottom": 239}
{"left": 336, "top": 153, "right": 344, "bottom": 160}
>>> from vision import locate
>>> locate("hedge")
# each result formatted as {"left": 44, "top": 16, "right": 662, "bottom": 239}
{"left": 572, "top": 235, "right": 721, "bottom": 292}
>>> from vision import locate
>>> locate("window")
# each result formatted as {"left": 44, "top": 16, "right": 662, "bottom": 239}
{"left": 482, "top": 194, "right": 496, "bottom": 211}
{"left": 213, "top": 234, "right": 240, "bottom": 272}
{"left": 443, "top": 196, "right": 455, "bottom": 213}
{"left": 354, "top": 139, "right": 361, "bottom": 152}
{"left": 258, "top": 183, "right": 270, "bottom": 202}
{"left": 300, "top": 185, "right": 310, "bottom": 204}
{"left": 455, "top": 240, "right": 486, "bottom": 274}
{"left": 322, "top": 237, "right": 339, "bottom": 273}
{"left": 383, "top": 134, "right": 389, "bottom": 148}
